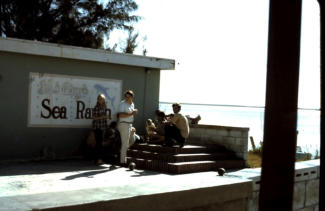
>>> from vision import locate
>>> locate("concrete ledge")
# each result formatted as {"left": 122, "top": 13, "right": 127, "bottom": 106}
{"left": 227, "top": 160, "right": 320, "bottom": 211}
{"left": 190, "top": 124, "right": 249, "bottom": 132}
{"left": 1, "top": 160, "right": 318, "bottom": 211}
{"left": 0, "top": 169, "right": 251, "bottom": 211}
{"left": 0, "top": 160, "right": 252, "bottom": 211}
{"left": 188, "top": 124, "right": 249, "bottom": 161}
{"left": 36, "top": 182, "right": 251, "bottom": 211}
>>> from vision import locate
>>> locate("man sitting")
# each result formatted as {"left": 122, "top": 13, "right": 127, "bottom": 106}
{"left": 164, "top": 103, "right": 189, "bottom": 148}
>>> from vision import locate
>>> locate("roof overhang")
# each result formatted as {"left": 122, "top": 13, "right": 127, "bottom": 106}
{"left": 0, "top": 37, "right": 175, "bottom": 70}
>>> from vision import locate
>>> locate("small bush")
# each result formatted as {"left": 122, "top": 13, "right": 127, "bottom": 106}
{"left": 247, "top": 152, "right": 262, "bottom": 168}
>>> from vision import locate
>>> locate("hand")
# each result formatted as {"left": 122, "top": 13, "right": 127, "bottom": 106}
{"left": 132, "top": 109, "right": 138, "bottom": 115}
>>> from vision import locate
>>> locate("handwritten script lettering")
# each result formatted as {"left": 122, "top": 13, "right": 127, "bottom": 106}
{"left": 40, "top": 99, "right": 111, "bottom": 120}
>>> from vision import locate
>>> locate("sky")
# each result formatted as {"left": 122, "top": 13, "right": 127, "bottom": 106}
{"left": 108, "top": 0, "right": 321, "bottom": 109}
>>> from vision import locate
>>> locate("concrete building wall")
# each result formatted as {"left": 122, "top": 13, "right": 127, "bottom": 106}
{"left": 0, "top": 38, "right": 174, "bottom": 160}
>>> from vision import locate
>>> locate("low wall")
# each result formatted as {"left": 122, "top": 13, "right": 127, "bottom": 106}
{"left": 228, "top": 159, "right": 320, "bottom": 211}
{"left": 188, "top": 124, "right": 249, "bottom": 161}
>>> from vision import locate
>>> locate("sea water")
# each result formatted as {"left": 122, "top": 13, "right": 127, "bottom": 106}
{"left": 159, "top": 102, "right": 320, "bottom": 156}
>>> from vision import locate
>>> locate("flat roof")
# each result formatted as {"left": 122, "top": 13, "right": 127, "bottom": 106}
{"left": 0, "top": 37, "right": 175, "bottom": 70}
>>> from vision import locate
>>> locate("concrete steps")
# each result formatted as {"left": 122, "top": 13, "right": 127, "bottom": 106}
{"left": 127, "top": 143, "right": 246, "bottom": 174}
{"left": 127, "top": 150, "right": 235, "bottom": 162}
{"left": 129, "top": 143, "right": 224, "bottom": 154}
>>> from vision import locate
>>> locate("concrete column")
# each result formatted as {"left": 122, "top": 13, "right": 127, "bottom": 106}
{"left": 317, "top": 1, "right": 324, "bottom": 211}
{"left": 259, "top": 0, "right": 302, "bottom": 210}
{"left": 142, "top": 68, "right": 161, "bottom": 128}
{"left": 318, "top": 0, "right": 325, "bottom": 210}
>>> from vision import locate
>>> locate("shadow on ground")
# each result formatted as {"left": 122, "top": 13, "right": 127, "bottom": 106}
{"left": 0, "top": 159, "right": 110, "bottom": 176}
{"left": 61, "top": 165, "right": 120, "bottom": 180}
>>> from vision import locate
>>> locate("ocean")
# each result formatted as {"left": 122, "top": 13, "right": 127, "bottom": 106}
{"left": 159, "top": 102, "right": 320, "bottom": 156}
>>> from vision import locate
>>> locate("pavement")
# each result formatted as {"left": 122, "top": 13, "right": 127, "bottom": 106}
{"left": 0, "top": 159, "right": 251, "bottom": 211}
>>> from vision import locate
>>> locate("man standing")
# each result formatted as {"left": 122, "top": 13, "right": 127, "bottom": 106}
{"left": 164, "top": 103, "right": 189, "bottom": 147}
{"left": 117, "top": 90, "right": 137, "bottom": 165}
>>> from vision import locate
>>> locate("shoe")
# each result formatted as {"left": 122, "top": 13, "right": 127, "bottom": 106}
{"left": 109, "top": 165, "right": 117, "bottom": 170}
{"left": 164, "top": 139, "right": 175, "bottom": 147}
{"left": 166, "top": 143, "right": 174, "bottom": 147}
{"left": 119, "top": 163, "right": 128, "bottom": 168}
{"left": 96, "top": 159, "right": 105, "bottom": 165}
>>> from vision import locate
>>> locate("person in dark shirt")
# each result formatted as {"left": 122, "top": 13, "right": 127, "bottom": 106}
{"left": 92, "top": 94, "right": 110, "bottom": 165}
{"left": 103, "top": 121, "right": 121, "bottom": 164}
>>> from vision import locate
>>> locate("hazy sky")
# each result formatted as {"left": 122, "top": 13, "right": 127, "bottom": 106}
{"left": 108, "top": 0, "right": 320, "bottom": 109}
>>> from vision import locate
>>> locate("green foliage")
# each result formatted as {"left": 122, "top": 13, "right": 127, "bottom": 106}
{"left": 247, "top": 141, "right": 319, "bottom": 167}
{"left": 247, "top": 152, "right": 262, "bottom": 168}
{"left": 249, "top": 141, "right": 263, "bottom": 156}
{"left": 142, "top": 48, "right": 147, "bottom": 56}
{"left": 247, "top": 141, "right": 263, "bottom": 168}
{"left": 121, "top": 28, "right": 139, "bottom": 53}
{"left": 296, "top": 153, "right": 312, "bottom": 162}
{"left": 141, "top": 35, "right": 148, "bottom": 55}
{"left": 314, "top": 149, "right": 320, "bottom": 159}
{"left": 0, "top": 0, "right": 140, "bottom": 49}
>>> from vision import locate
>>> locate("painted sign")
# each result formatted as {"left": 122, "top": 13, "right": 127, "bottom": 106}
{"left": 28, "top": 72, "right": 122, "bottom": 127}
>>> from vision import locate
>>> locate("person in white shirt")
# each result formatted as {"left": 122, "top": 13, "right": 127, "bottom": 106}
{"left": 117, "top": 90, "right": 138, "bottom": 165}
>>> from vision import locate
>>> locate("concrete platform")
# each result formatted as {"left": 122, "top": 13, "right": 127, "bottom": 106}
{"left": 0, "top": 160, "right": 252, "bottom": 211}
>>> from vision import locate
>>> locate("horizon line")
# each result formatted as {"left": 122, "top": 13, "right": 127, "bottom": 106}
{"left": 159, "top": 101, "right": 320, "bottom": 111}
